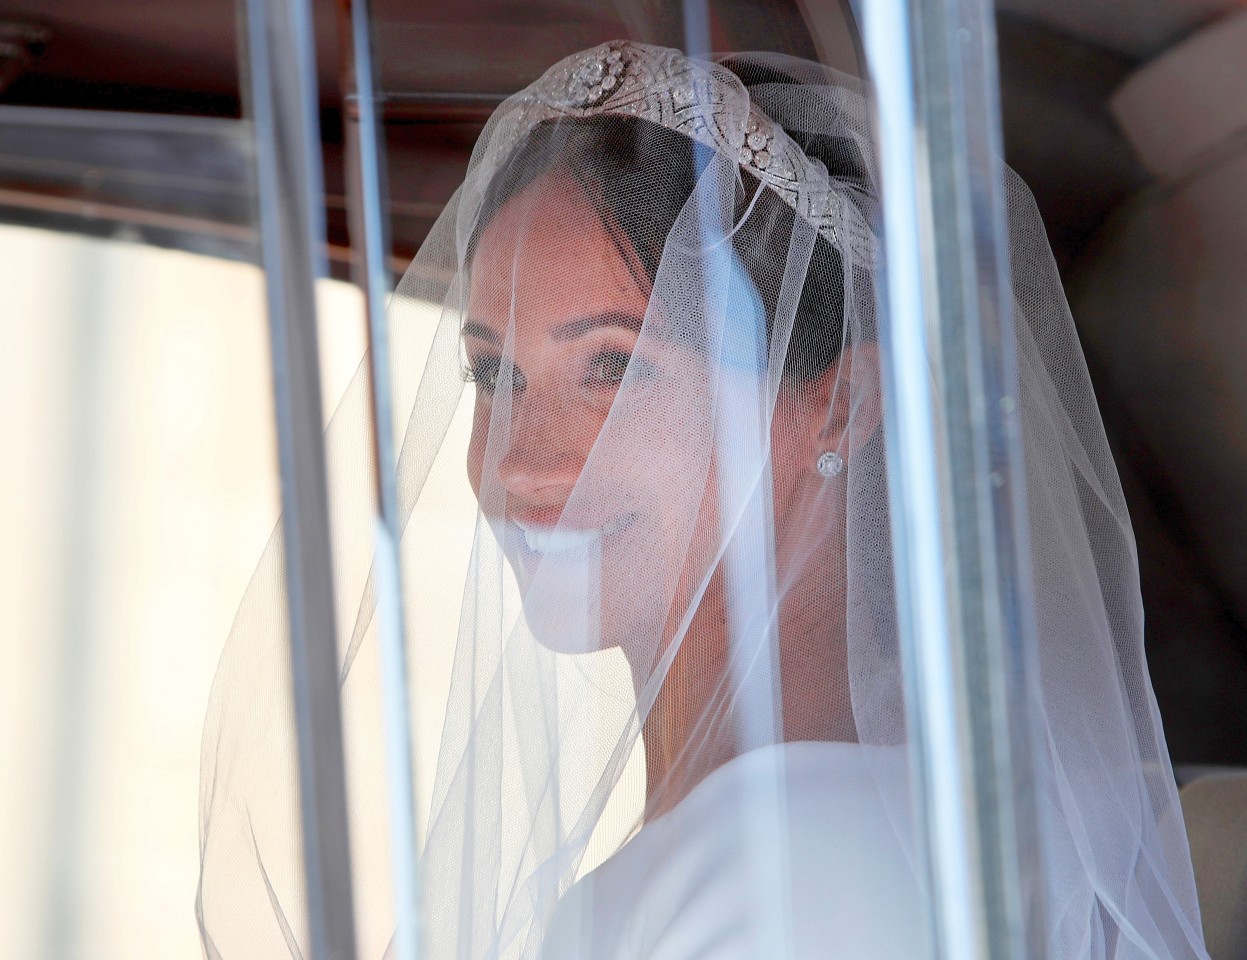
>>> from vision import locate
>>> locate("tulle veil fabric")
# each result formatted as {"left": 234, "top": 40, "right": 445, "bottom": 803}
{"left": 196, "top": 41, "right": 1210, "bottom": 960}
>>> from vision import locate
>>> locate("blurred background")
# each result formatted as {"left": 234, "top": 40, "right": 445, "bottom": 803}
{"left": 2, "top": 0, "right": 1245, "bottom": 956}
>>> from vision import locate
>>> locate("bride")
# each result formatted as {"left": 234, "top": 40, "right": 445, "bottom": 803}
{"left": 197, "top": 41, "right": 1210, "bottom": 960}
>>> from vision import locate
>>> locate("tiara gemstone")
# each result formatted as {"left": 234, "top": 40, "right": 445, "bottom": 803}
{"left": 740, "top": 124, "right": 775, "bottom": 173}
{"left": 565, "top": 47, "right": 629, "bottom": 106}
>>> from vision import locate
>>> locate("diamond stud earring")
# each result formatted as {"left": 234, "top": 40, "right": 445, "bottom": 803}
{"left": 816, "top": 450, "right": 845, "bottom": 478}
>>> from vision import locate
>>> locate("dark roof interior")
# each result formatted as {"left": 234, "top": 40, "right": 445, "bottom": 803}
{"left": 5, "top": 0, "right": 1246, "bottom": 764}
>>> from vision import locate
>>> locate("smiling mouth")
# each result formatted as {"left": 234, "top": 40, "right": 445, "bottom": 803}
{"left": 514, "top": 514, "right": 635, "bottom": 556}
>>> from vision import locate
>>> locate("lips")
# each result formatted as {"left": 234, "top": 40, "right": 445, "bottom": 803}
{"left": 518, "top": 524, "right": 599, "bottom": 554}
{"left": 512, "top": 513, "right": 636, "bottom": 557}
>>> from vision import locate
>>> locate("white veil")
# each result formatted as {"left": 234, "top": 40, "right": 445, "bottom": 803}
{"left": 197, "top": 41, "right": 1209, "bottom": 960}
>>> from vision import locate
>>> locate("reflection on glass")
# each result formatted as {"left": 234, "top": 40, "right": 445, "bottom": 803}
{"left": 199, "top": 31, "right": 1209, "bottom": 960}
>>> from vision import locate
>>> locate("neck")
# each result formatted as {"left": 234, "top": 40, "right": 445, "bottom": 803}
{"left": 636, "top": 533, "right": 855, "bottom": 819}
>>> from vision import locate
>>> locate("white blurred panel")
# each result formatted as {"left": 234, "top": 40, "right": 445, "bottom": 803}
{"left": 0, "top": 226, "right": 364, "bottom": 959}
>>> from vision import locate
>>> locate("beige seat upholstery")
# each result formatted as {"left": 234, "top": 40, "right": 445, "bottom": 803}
{"left": 1180, "top": 773, "right": 1247, "bottom": 960}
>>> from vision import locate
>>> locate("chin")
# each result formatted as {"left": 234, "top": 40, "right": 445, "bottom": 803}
{"left": 501, "top": 516, "right": 680, "bottom": 658}
{"left": 523, "top": 612, "right": 609, "bottom": 655}
{"left": 519, "top": 577, "right": 668, "bottom": 658}
{"left": 514, "top": 554, "right": 606, "bottom": 655}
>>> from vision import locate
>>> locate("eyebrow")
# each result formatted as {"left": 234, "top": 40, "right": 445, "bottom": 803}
{"left": 552, "top": 311, "right": 645, "bottom": 341}
{"left": 461, "top": 311, "right": 646, "bottom": 345}
{"left": 461, "top": 321, "right": 501, "bottom": 344}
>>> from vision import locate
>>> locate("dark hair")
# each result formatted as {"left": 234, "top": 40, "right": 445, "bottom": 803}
{"left": 468, "top": 89, "right": 872, "bottom": 381}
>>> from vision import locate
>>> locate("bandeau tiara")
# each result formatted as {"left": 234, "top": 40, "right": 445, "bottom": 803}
{"left": 474, "top": 41, "right": 878, "bottom": 266}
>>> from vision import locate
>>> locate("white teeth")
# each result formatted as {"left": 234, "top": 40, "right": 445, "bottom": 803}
{"left": 520, "top": 525, "right": 600, "bottom": 555}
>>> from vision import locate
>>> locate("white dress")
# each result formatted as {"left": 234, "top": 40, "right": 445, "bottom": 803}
{"left": 541, "top": 741, "right": 930, "bottom": 959}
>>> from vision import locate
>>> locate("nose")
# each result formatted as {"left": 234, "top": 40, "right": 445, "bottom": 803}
{"left": 495, "top": 385, "right": 586, "bottom": 505}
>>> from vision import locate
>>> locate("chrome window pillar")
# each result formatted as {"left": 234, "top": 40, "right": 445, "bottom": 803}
{"left": 337, "top": 1, "right": 422, "bottom": 958}
{"left": 240, "top": 0, "right": 358, "bottom": 957}
{"left": 861, "top": 1, "right": 1045, "bottom": 958}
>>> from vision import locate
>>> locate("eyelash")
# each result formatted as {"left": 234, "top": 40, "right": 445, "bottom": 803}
{"left": 461, "top": 354, "right": 510, "bottom": 393}
{"left": 585, "top": 350, "right": 634, "bottom": 386}
{"left": 462, "top": 350, "right": 652, "bottom": 395}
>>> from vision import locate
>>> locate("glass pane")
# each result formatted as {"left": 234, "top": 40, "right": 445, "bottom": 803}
{"left": 182, "top": 1, "right": 1238, "bottom": 958}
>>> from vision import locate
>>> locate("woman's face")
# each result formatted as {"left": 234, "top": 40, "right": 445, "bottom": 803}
{"left": 465, "top": 172, "right": 826, "bottom": 656}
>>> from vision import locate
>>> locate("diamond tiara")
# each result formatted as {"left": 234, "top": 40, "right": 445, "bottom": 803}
{"left": 480, "top": 41, "right": 878, "bottom": 266}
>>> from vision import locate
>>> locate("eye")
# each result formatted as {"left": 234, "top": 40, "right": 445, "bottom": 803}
{"left": 585, "top": 349, "right": 640, "bottom": 387}
{"left": 463, "top": 354, "right": 524, "bottom": 394}
{"left": 462, "top": 354, "right": 499, "bottom": 392}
